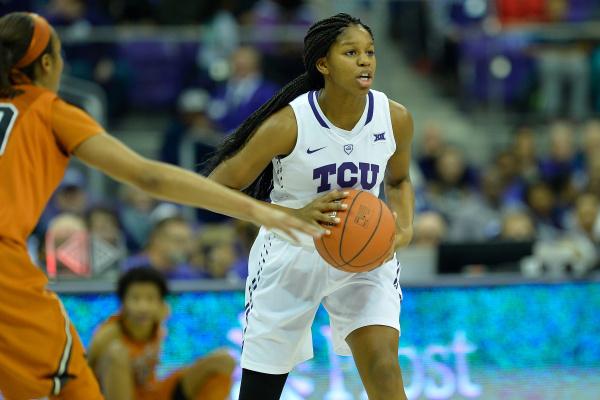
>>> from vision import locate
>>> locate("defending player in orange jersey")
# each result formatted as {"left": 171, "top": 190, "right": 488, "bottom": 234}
{"left": 88, "top": 268, "right": 234, "bottom": 400}
{"left": 0, "top": 12, "right": 322, "bottom": 400}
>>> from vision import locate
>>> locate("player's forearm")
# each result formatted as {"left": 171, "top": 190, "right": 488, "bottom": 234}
{"left": 136, "top": 160, "right": 260, "bottom": 223}
{"left": 385, "top": 178, "right": 414, "bottom": 245}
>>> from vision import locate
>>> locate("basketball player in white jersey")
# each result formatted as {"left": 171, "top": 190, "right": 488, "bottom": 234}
{"left": 206, "top": 13, "right": 414, "bottom": 400}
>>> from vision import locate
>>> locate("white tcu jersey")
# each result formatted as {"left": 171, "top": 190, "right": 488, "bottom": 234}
{"left": 269, "top": 89, "right": 396, "bottom": 246}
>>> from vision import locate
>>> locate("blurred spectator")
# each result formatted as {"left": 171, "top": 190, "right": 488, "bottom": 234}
{"left": 566, "top": 193, "right": 600, "bottom": 246}
{"left": 392, "top": 0, "right": 431, "bottom": 71}
{"left": 593, "top": 46, "right": 600, "bottom": 113}
{"left": 523, "top": 193, "right": 599, "bottom": 277}
{"left": 417, "top": 121, "right": 446, "bottom": 182}
{"left": 233, "top": 219, "right": 260, "bottom": 261}
{"left": 45, "top": 0, "right": 110, "bottom": 26}
{"left": 37, "top": 168, "right": 89, "bottom": 237}
{"left": 197, "top": 0, "right": 240, "bottom": 79}
{"left": 160, "top": 90, "right": 232, "bottom": 224}
{"left": 581, "top": 147, "right": 600, "bottom": 197}
{"left": 448, "top": 167, "right": 505, "bottom": 241}
{"left": 410, "top": 160, "right": 429, "bottom": 213}
{"left": 44, "top": 0, "right": 130, "bottom": 120}
{"left": 118, "top": 186, "right": 157, "bottom": 252}
{"left": 248, "top": 0, "right": 313, "bottom": 84}
{"left": 86, "top": 206, "right": 124, "bottom": 246}
{"left": 532, "top": 1, "right": 591, "bottom": 120}
{"left": 539, "top": 122, "right": 579, "bottom": 205}
{"left": 500, "top": 211, "right": 536, "bottom": 241}
{"left": 427, "top": 146, "right": 476, "bottom": 219}
{"left": 412, "top": 211, "right": 448, "bottom": 247}
{"left": 524, "top": 181, "right": 563, "bottom": 239}
{"left": 123, "top": 216, "right": 199, "bottom": 279}
{"left": 512, "top": 126, "right": 540, "bottom": 182}
{"left": 160, "top": 88, "right": 222, "bottom": 167}
{"left": 578, "top": 119, "right": 600, "bottom": 172}
{"left": 540, "top": 122, "right": 576, "bottom": 178}
{"left": 494, "top": 150, "right": 527, "bottom": 207}
{"left": 208, "top": 46, "right": 279, "bottom": 132}
{"left": 192, "top": 224, "right": 246, "bottom": 281}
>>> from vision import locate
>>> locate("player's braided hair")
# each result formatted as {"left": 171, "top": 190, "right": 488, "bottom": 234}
{"left": 205, "top": 13, "right": 373, "bottom": 200}
{"left": 0, "top": 13, "right": 53, "bottom": 98}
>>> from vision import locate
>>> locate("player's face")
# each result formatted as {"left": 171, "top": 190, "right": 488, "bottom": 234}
{"left": 122, "top": 283, "right": 164, "bottom": 328}
{"left": 157, "top": 222, "right": 193, "bottom": 265}
{"left": 320, "top": 24, "right": 376, "bottom": 94}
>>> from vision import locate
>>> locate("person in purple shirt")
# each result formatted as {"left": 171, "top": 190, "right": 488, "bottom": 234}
{"left": 208, "top": 46, "right": 279, "bottom": 133}
{"left": 191, "top": 224, "right": 248, "bottom": 282}
{"left": 122, "top": 216, "right": 202, "bottom": 280}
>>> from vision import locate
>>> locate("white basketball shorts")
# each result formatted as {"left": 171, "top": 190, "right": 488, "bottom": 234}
{"left": 240, "top": 227, "right": 403, "bottom": 374}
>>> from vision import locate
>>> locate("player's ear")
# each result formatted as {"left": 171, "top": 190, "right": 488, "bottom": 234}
{"left": 39, "top": 52, "right": 53, "bottom": 74}
{"left": 316, "top": 57, "right": 329, "bottom": 76}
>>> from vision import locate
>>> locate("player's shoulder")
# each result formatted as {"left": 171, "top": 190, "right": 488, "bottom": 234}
{"left": 93, "top": 319, "right": 122, "bottom": 341}
{"left": 88, "top": 318, "right": 125, "bottom": 364}
{"left": 386, "top": 97, "right": 412, "bottom": 123}
{"left": 385, "top": 96, "right": 410, "bottom": 118}
{"left": 260, "top": 105, "right": 298, "bottom": 135}
{"left": 368, "top": 90, "right": 410, "bottom": 119}
{"left": 385, "top": 97, "right": 413, "bottom": 140}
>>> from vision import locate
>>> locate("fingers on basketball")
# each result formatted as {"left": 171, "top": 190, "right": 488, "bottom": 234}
{"left": 314, "top": 189, "right": 396, "bottom": 273}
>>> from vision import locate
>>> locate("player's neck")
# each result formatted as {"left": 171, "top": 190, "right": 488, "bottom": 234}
{"left": 121, "top": 316, "right": 155, "bottom": 342}
{"left": 32, "top": 78, "right": 57, "bottom": 93}
{"left": 317, "top": 87, "right": 366, "bottom": 131}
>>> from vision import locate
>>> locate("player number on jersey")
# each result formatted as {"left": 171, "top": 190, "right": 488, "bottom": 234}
{"left": 0, "top": 103, "right": 19, "bottom": 157}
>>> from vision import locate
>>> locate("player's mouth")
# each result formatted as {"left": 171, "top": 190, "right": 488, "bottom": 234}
{"left": 357, "top": 71, "right": 373, "bottom": 88}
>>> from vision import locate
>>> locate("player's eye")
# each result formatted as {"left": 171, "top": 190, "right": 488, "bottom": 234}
{"left": 366, "top": 50, "right": 375, "bottom": 56}
{"left": 345, "top": 50, "right": 357, "bottom": 56}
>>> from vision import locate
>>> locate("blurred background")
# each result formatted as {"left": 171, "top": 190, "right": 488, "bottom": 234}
{"left": 3, "top": 0, "right": 600, "bottom": 399}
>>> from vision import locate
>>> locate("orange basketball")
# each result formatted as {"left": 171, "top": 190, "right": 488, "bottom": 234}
{"left": 314, "top": 189, "right": 396, "bottom": 273}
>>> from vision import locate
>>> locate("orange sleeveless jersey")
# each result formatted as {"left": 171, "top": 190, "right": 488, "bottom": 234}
{"left": 0, "top": 84, "right": 103, "bottom": 245}
{"left": 100, "top": 314, "right": 164, "bottom": 388}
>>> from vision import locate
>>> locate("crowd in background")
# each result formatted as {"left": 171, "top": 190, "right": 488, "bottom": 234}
{"left": 411, "top": 119, "right": 600, "bottom": 275}
{"left": 5, "top": 0, "right": 600, "bottom": 279}
{"left": 393, "top": 0, "right": 600, "bottom": 119}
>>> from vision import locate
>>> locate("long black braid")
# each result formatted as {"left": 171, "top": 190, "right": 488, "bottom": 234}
{"left": 204, "top": 13, "right": 373, "bottom": 200}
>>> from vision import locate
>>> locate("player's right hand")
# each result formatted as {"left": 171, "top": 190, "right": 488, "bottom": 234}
{"left": 292, "top": 190, "right": 349, "bottom": 234}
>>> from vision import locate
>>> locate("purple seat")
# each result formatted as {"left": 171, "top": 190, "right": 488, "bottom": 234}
{"left": 566, "top": 0, "right": 596, "bottom": 22}
{"left": 118, "top": 41, "right": 198, "bottom": 110}
{"left": 459, "top": 34, "right": 535, "bottom": 105}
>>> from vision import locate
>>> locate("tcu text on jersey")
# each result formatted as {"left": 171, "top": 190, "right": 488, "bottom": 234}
{"left": 313, "top": 162, "right": 380, "bottom": 193}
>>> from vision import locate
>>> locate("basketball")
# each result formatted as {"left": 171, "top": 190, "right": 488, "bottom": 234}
{"left": 314, "top": 189, "right": 396, "bottom": 273}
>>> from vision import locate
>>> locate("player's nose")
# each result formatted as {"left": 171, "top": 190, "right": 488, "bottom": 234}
{"left": 357, "top": 54, "right": 371, "bottom": 66}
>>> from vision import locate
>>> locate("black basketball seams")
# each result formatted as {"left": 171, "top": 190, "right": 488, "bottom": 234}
{"left": 345, "top": 229, "right": 395, "bottom": 270}
{"left": 335, "top": 191, "right": 364, "bottom": 267}
{"left": 340, "top": 196, "right": 383, "bottom": 266}
{"left": 347, "top": 210, "right": 396, "bottom": 268}
{"left": 319, "top": 231, "right": 341, "bottom": 267}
